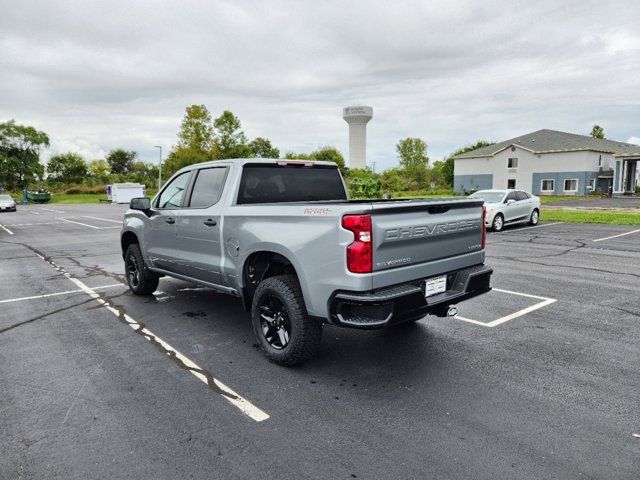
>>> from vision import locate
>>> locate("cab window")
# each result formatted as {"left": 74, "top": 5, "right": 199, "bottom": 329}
{"left": 188, "top": 167, "right": 228, "bottom": 208}
{"left": 156, "top": 172, "right": 190, "bottom": 209}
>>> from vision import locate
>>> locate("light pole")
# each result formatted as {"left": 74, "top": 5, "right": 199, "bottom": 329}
{"left": 154, "top": 145, "right": 162, "bottom": 190}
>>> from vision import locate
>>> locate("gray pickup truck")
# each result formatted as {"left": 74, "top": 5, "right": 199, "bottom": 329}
{"left": 121, "top": 159, "right": 492, "bottom": 365}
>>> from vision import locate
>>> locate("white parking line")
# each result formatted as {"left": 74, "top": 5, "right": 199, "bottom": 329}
{"left": 0, "top": 222, "right": 61, "bottom": 227}
{"left": 454, "top": 288, "right": 557, "bottom": 328}
{"left": 84, "top": 216, "right": 122, "bottom": 224}
{"left": 593, "top": 228, "right": 640, "bottom": 243}
{"left": 57, "top": 217, "right": 102, "bottom": 229}
{"left": 0, "top": 224, "right": 14, "bottom": 235}
{"left": 30, "top": 211, "right": 40, "bottom": 215}
{"left": 32, "top": 252, "right": 269, "bottom": 422}
{"left": 0, "top": 283, "right": 124, "bottom": 304}
{"left": 43, "top": 208, "right": 65, "bottom": 213}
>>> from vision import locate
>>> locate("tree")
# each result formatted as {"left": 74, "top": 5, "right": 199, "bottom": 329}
{"left": 380, "top": 168, "right": 408, "bottom": 193}
{"left": 88, "top": 159, "right": 111, "bottom": 183}
{"left": 438, "top": 140, "right": 495, "bottom": 187}
{"left": 308, "top": 146, "right": 346, "bottom": 172}
{"left": 284, "top": 151, "right": 310, "bottom": 160}
{"left": 591, "top": 124, "right": 605, "bottom": 139}
{"left": 129, "top": 161, "right": 159, "bottom": 186}
{"left": 344, "top": 168, "right": 381, "bottom": 198}
{"left": 284, "top": 147, "right": 346, "bottom": 172}
{"left": 163, "top": 147, "right": 211, "bottom": 178}
{"left": 250, "top": 137, "right": 280, "bottom": 158}
{"left": 46, "top": 152, "right": 88, "bottom": 184}
{"left": 213, "top": 110, "right": 252, "bottom": 158}
{"left": 0, "top": 120, "right": 49, "bottom": 190}
{"left": 106, "top": 149, "right": 136, "bottom": 174}
{"left": 178, "top": 105, "right": 215, "bottom": 151}
{"left": 396, "top": 137, "right": 429, "bottom": 185}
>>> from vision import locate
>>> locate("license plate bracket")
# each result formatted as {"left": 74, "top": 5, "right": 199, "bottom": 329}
{"left": 425, "top": 275, "right": 447, "bottom": 297}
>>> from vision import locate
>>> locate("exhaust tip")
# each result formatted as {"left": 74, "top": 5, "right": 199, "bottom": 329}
{"left": 447, "top": 306, "right": 458, "bottom": 317}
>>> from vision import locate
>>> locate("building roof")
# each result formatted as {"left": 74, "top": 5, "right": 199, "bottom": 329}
{"left": 454, "top": 129, "right": 640, "bottom": 159}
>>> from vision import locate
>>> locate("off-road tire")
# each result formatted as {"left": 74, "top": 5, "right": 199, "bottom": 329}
{"left": 251, "top": 275, "right": 322, "bottom": 366}
{"left": 124, "top": 243, "right": 159, "bottom": 295}
{"left": 491, "top": 213, "right": 504, "bottom": 232}
{"left": 528, "top": 209, "right": 540, "bottom": 225}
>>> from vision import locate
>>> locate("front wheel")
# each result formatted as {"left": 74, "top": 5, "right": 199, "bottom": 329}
{"left": 125, "top": 243, "right": 159, "bottom": 295}
{"left": 528, "top": 209, "right": 540, "bottom": 225}
{"left": 491, "top": 213, "right": 504, "bottom": 232}
{"left": 251, "top": 275, "right": 322, "bottom": 366}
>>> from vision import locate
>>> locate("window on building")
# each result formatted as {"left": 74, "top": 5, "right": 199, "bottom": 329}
{"left": 564, "top": 179, "right": 578, "bottom": 192}
{"left": 589, "top": 178, "right": 596, "bottom": 191}
{"left": 541, "top": 179, "right": 555, "bottom": 192}
{"left": 508, "top": 158, "right": 518, "bottom": 169}
{"left": 507, "top": 179, "right": 516, "bottom": 189}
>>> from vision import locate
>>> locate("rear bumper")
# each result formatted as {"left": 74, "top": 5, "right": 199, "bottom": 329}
{"left": 328, "top": 264, "right": 492, "bottom": 329}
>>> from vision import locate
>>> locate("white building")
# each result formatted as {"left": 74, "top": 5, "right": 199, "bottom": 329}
{"left": 453, "top": 129, "right": 640, "bottom": 196}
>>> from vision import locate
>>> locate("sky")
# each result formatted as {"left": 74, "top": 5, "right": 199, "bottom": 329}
{"left": 1, "top": 0, "right": 639, "bottom": 171}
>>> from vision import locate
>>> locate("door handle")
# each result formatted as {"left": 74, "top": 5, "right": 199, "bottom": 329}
{"left": 203, "top": 219, "right": 217, "bottom": 227}
{"left": 165, "top": 217, "right": 175, "bottom": 224}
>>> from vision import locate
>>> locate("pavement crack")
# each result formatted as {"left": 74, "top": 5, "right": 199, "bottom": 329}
{"left": 0, "top": 298, "right": 94, "bottom": 335}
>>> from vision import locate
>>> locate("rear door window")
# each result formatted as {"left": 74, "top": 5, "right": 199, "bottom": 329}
{"left": 188, "top": 167, "right": 228, "bottom": 208}
{"left": 515, "top": 191, "right": 529, "bottom": 201}
{"left": 237, "top": 164, "right": 346, "bottom": 204}
{"left": 505, "top": 192, "right": 519, "bottom": 202}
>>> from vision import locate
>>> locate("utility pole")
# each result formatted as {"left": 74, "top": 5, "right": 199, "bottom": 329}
{"left": 154, "top": 145, "right": 162, "bottom": 190}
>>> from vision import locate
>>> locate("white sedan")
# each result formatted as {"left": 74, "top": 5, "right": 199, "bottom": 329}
{"left": 468, "top": 189, "right": 541, "bottom": 232}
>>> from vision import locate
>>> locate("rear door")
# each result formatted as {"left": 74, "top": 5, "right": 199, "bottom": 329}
{"left": 370, "top": 200, "right": 484, "bottom": 272}
{"left": 174, "top": 165, "right": 229, "bottom": 285}
{"left": 515, "top": 190, "right": 532, "bottom": 219}
{"left": 146, "top": 171, "right": 192, "bottom": 271}
{"left": 502, "top": 191, "right": 520, "bottom": 221}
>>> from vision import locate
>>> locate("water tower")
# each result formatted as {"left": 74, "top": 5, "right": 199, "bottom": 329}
{"left": 343, "top": 105, "right": 373, "bottom": 169}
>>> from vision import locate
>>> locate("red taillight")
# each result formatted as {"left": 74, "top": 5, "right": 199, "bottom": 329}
{"left": 342, "top": 214, "right": 372, "bottom": 273}
{"left": 481, "top": 206, "right": 487, "bottom": 249}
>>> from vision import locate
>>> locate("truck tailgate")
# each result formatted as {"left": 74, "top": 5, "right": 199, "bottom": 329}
{"left": 370, "top": 199, "right": 484, "bottom": 271}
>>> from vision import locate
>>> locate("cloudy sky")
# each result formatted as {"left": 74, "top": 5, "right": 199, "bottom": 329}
{"left": 1, "top": 0, "right": 639, "bottom": 171}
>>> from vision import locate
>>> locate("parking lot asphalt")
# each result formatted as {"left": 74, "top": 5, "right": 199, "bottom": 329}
{"left": 1, "top": 204, "right": 639, "bottom": 479}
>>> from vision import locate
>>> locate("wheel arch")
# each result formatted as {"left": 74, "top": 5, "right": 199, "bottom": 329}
{"left": 241, "top": 250, "right": 301, "bottom": 311}
{"left": 121, "top": 230, "right": 139, "bottom": 257}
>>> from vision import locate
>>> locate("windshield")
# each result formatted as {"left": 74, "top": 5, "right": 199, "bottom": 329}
{"left": 469, "top": 191, "right": 505, "bottom": 203}
{"left": 0, "top": 195, "right": 13, "bottom": 201}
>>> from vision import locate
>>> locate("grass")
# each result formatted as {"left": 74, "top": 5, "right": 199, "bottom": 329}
{"left": 541, "top": 209, "right": 640, "bottom": 226}
{"left": 50, "top": 193, "right": 108, "bottom": 204}
{"left": 539, "top": 195, "right": 593, "bottom": 204}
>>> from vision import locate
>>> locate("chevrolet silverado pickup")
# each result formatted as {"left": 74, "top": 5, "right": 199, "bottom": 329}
{"left": 121, "top": 159, "right": 492, "bottom": 365}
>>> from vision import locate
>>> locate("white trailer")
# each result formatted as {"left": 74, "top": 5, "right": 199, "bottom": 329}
{"left": 106, "top": 183, "right": 146, "bottom": 204}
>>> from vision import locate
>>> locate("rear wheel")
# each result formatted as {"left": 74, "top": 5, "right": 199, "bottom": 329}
{"left": 125, "top": 243, "right": 159, "bottom": 295}
{"left": 491, "top": 213, "right": 504, "bottom": 232}
{"left": 528, "top": 209, "right": 539, "bottom": 225}
{"left": 251, "top": 275, "right": 322, "bottom": 366}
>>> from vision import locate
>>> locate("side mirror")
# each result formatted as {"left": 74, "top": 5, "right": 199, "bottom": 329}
{"left": 130, "top": 197, "right": 151, "bottom": 211}
{"left": 506, "top": 199, "right": 516, "bottom": 205}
